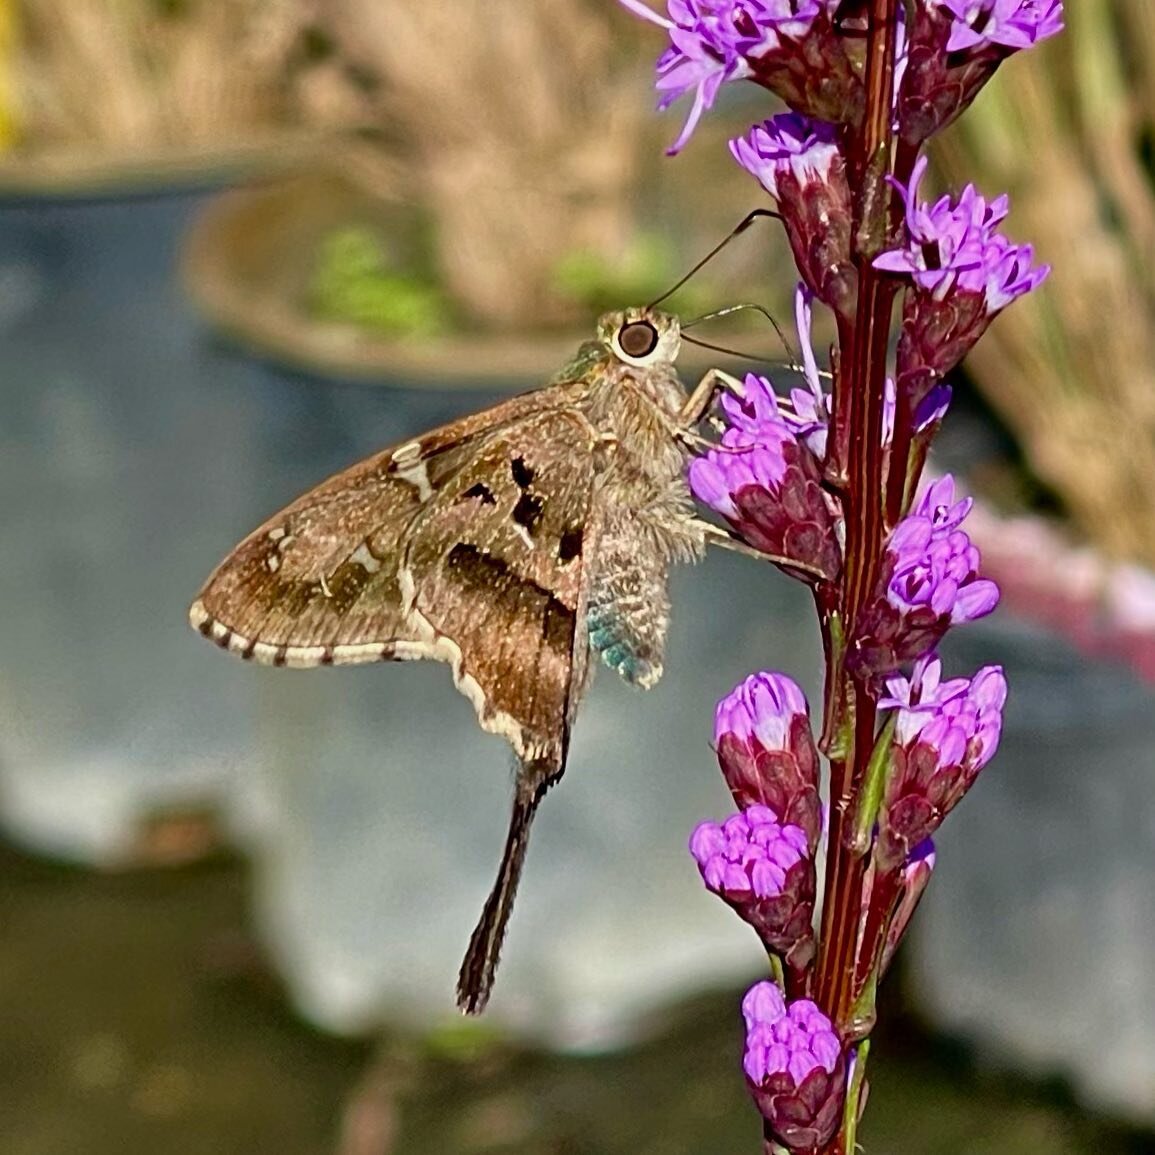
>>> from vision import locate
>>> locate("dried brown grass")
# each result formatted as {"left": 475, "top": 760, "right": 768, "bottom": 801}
{"left": 318, "top": 0, "right": 651, "bottom": 327}
{"left": 934, "top": 1, "right": 1155, "bottom": 565}
{"left": 12, "top": 0, "right": 308, "bottom": 152}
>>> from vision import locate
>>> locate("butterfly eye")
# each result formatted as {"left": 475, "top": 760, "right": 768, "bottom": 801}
{"left": 618, "top": 320, "right": 659, "bottom": 359}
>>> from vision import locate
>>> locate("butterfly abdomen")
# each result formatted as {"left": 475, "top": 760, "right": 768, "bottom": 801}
{"left": 587, "top": 604, "right": 656, "bottom": 686}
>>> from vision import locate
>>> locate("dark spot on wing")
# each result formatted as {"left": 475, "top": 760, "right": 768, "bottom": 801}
{"left": 463, "top": 481, "right": 497, "bottom": 505}
{"left": 325, "top": 558, "right": 374, "bottom": 614}
{"left": 542, "top": 596, "right": 575, "bottom": 654}
{"left": 511, "top": 456, "right": 534, "bottom": 489}
{"left": 512, "top": 492, "right": 545, "bottom": 537}
{"left": 445, "top": 544, "right": 573, "bottom": 655}
{"left": 558, "top": 527, "right": 583, "bottom": 563}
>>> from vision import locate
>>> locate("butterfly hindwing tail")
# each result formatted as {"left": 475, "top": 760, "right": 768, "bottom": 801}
{"left": 456, "top": 759, "right": 563, "bottom": 1013}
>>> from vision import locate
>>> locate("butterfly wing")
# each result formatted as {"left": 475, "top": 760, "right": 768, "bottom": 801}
{"left": 400, "top": 409, "right": 598, "bottom": 761}
{"left": 190, "top": 390, "right": 603, "bottom": 1014}
{"left": 189, "top": 387, "right": 585, "bottom": 666}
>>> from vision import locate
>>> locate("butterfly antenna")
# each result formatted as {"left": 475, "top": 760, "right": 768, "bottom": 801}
{"left": 681, "top": 333, "right": 770, "bottom": 362}
{"left": 647, "top": 208, "right": 782, "bottom": 310}
{"left": 683, "top": 301, "right": 799, "bottom": 366}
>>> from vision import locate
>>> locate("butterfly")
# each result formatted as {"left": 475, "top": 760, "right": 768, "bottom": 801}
{"left": 189, "top": 305, "right": 740, "bottom": 1012}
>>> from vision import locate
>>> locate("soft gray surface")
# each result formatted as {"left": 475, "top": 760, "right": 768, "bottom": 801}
{"left": 917, "top": 620, "right": 1155, "bottom": 1121}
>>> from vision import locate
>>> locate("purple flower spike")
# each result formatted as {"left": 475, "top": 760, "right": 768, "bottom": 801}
{"left": 713, "top": 672, "right": 822, "bottom": 848}
{"left": 730, "top": 115, "right": 854, "bottom": 310}
{"left": 875, "top": 654, "right": 1008, "bottom": 869}
{"left": 935, "top": 0, "right": 1064, "bottom": 54}
{"left": 690, "top": 805, "right": 815, "bottom": 960}
{"left": 852, "top": 475, "right": 1000, "bottom": 675}
{"left": 689, "top": 369, "right": 841, "bottom": 580}
{"left": 742, "top": 981, "right": 846, "bottom": 1149}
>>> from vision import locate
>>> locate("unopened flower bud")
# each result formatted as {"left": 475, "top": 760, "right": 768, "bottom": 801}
{"left": 880, "top": 838, "right": 936, "bottom": 973}
{"left": 742, "top": 981, "right": 846, "bottom": 1150}
{"left": 690, "top": 805, "right": 815, "bottom": 963}
{"left": 713, "top": 672, "right": 822, "bottom": 849}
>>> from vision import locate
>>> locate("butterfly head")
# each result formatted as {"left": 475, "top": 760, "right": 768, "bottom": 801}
{"left": 599, "top": 308, "right": 681, "bottom": 370}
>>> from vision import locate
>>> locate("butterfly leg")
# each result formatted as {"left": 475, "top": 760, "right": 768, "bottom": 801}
{"left": 695, "top": 520, "right": 827, "bottom": 577}
{"left": 677, "top": 367, "right": 747, "bottom": 428}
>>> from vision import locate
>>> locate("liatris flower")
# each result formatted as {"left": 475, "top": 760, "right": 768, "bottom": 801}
{"left": 619, "top": 0, "right": 1053, "bottom": 1145}
{"left": 690, "top": 805, "right": 815, "bottom": 964}
{"left": 742, "top": 981, "right": 845, "bottom": 1149}
{"left": 875, "top": 654, "right": 1007, "bottom": 869}
{"left": 936, "top": 0, "right": 1065, "bottom": 53}
{"left": 875, "top": 157, "right": 1018, "bottom": 303}
{"left": 689, "top": 371, "right": 841, "bottom": 580}
{"left": 881, "top": 178, "right": 1048, "bottom": 412}
{"left": 851, "top": 475, "right": 1000, "bottom": 674}
{"left": 712, "top": 671, "right": 823, "bottom": 847}
{"left": 619, "top": 0, "right": 862, "bottom": 153}
{"left": 730, "top": 114, "right": 854, "bottom": 313}
{"left": 898, "top": 1, "right": 1064, "bottom": 145}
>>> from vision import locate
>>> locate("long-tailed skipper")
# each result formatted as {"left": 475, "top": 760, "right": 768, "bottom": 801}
{"left": 189, "top": 304, "right": 740, "bottom": 1013}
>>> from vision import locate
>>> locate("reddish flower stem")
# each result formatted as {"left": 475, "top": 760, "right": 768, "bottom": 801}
{"left": 816, "top": 0, "right": 901, "bottom": 1083}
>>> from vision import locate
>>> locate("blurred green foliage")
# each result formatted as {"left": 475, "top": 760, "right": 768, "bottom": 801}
{"left": 310, "top": 226, "right": 448, "bottom": 339}
{"left": 551, "top": 232, "right": 711, "bottom": 318}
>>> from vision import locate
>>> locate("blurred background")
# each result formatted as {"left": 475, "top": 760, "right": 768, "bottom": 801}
{"left": 0, "top": 2, "right": 1153, "bottom": 1152}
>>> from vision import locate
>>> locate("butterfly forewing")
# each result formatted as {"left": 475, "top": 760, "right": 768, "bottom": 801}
{"left": 189, "top": 387, "right": 587, "bottom": 667}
